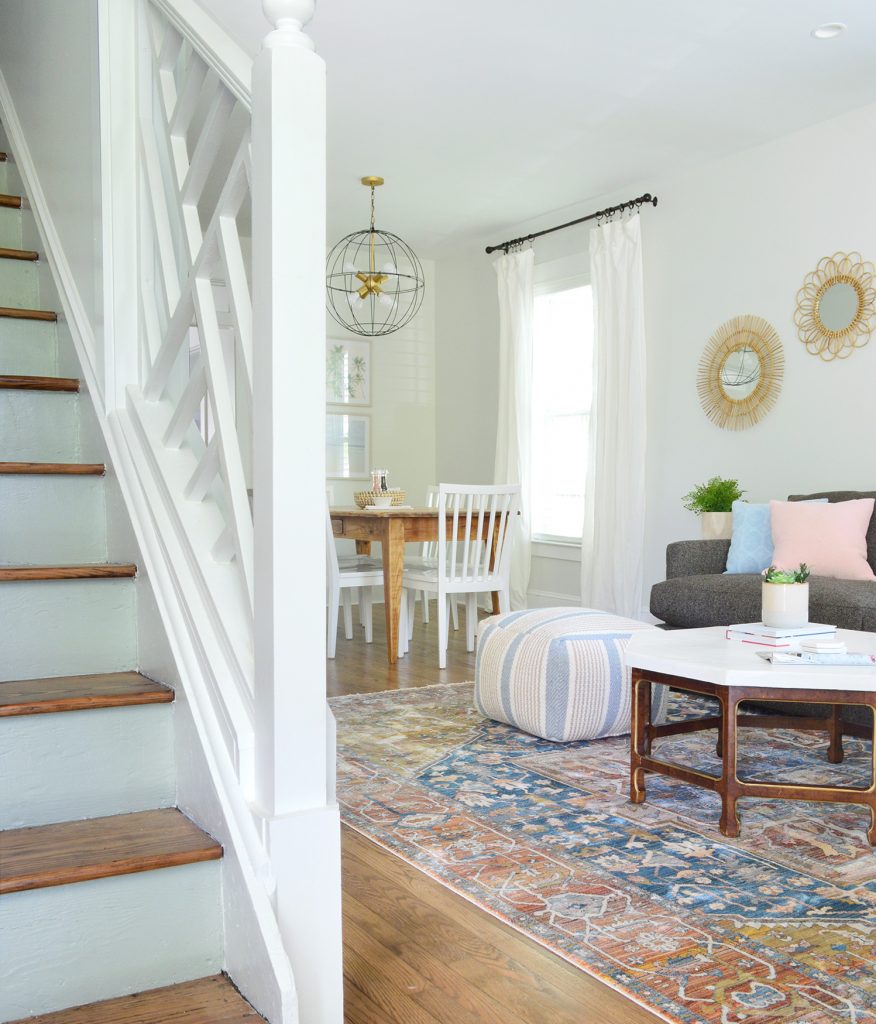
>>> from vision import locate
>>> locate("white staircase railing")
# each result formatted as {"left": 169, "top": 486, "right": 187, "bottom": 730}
{"left": 130, "top": 0, "right": 257, "bottom": 785}
{"left": 103, "top": 0, "right": 338, "bottom": 1021}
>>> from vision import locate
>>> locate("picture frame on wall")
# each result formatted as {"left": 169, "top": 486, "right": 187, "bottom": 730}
{"left": 326, "top": 412, "right": 370, "bottom": 479}
{"left": 326, "top": 338, "right": 370, "bottom": 406}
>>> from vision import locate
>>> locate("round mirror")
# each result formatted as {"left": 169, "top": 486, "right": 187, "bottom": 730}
{"left": 817, "top": 280, "right": 860, "bottom": 332}
{"left": 719, "top": 346, "right": 761, "bottom": 401}
{"left": 795, "top": 253, "right": 876, "bottom": 360}
{"left": 697, "top": 315, "right": 783, "bottom": 430}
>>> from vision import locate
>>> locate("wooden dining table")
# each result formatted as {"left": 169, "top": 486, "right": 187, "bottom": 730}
{"left": 329, "top": 506, "right": 502, "bottom": 665}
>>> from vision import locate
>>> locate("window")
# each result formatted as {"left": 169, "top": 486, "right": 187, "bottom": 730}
{"left": 530, "top": 282, "right": 593, "bottom": 542}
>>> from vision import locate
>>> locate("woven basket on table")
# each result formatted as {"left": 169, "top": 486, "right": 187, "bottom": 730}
{"left": 353, "top": 490, "right": 407, "bottom": 509}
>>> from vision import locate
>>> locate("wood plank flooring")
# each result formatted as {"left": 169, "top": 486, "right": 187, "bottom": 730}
{"left": 330, "top": 608, "right": 663, "bottom": 1024}
{"left": 9, "top": 974, "right": 263, "bottom": 1024}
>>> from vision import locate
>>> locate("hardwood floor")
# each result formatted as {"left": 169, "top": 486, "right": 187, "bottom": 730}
{"left": 330, "top": 606, "right": 663, "bottom": 1024}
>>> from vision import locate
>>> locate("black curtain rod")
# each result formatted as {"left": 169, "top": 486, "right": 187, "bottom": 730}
{"left": 484, "top": 192, "right": 658, "bottom": 255}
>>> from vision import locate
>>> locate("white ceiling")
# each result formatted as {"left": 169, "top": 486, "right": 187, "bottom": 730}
{"left": 199, "top": 0, "right": 876, "bottom": 257}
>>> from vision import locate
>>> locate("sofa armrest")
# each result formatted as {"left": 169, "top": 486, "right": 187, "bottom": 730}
{"left": 666, "top": 539, "right": 730, "bottom": 579}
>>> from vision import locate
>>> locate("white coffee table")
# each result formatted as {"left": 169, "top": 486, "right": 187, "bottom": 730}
{"left": 625, "top": 626, "right": 876, "bottom": 843}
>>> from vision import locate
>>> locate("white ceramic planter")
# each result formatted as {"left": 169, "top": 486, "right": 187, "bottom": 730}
{"left": 761, "top": 581, "right": 809, "bottom": 629}
{"left": 701, "top": 511, "right": 733, "bottom": 540}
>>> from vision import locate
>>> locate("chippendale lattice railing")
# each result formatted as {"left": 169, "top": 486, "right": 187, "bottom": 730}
{"left": 126, "top": 0, "right": 259, "bottom": 789}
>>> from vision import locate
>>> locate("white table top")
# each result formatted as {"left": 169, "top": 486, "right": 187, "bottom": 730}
{"left": 626, "top": 626, "right": 876, "bottom": 693}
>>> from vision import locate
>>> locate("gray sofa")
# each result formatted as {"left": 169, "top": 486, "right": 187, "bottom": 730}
{"left": 651, "top": 490, "right": 876, "bottom": 630}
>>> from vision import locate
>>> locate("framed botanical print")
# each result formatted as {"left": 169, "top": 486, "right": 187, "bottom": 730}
{"left": 326, "top": 412, "right": 370, "bottom": 479}
{"left": 326, "top": 338, "right": 370, "bottom": 406}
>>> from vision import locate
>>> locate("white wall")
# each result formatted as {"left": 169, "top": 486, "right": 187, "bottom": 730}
{"left": 0, "top": 1, "right": 104, "bottom": 374}
{"left": 329, "top": 260, "right": 437, "bottom": 522}
{"left": 436, "top": 101, "right": 876, "bottom": 614}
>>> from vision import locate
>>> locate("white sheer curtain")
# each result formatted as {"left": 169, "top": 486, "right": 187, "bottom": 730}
{"left": 493, "top": 248, "right": 533, "bottom": 610}
{"left": 580, "top": 216, "right": 647, "bottom": 618}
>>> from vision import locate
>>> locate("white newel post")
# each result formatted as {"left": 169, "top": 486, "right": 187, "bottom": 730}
{"left": 251, "top": 3, "right": 342, "bottom": 1022}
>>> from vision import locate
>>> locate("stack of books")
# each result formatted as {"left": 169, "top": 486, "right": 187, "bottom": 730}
{"left": 724, "top": 622, "right": 837, "bottom": 648}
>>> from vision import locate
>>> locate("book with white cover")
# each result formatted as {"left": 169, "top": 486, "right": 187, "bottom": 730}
{"left": 728, "top": 622, "right": 836, "bottom": 638}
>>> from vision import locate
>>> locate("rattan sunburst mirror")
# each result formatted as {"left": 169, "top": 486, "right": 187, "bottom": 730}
{"left": 794, "top": 251, "right": 876, "bottom": 360}
{"left": 697, "top": 315, "right": 784, "bottom": 431}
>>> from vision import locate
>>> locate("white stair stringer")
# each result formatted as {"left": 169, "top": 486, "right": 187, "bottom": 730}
{"left": 0, "top": 579, "right": 137, "bottom": 681}
{"left": 0, "top": 474, "right": 107, "bottom": 565}
{"left": 1, "top": 703, "right": 175, "bottom": 829}
{"left": 0, "top": 318, "right": 58, "bottom": 376}
{"left": 0, "top": 861, "right": 223, "bottom": 1020}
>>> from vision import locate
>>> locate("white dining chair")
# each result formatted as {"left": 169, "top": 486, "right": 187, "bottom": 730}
{"left": 404, "top": 485, "right": 459, "bottom": 635}
{"left": 403, "top": 483, "right": 520, "bottom": 669}
{"left": 326, "top": 505, "right": 405, "bottom": 659}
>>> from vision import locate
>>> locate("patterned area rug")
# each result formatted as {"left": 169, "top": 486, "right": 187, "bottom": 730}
{"left": 332, "top": 682, "right": 876, "bottom": 1024}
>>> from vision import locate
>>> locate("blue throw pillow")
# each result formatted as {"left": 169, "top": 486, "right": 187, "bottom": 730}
{"left": 725, "top": 498, "right": 827, "bottom": 574}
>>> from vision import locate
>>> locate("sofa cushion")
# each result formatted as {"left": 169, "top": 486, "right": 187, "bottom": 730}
{"left": 771, "top": 498, "right": 876, "bottom": 581}
{"left": 651, "top": 572, "right": 876, "bottom": 630}
{"left": 788, "top": 490, "right": 876, "bottom": 574}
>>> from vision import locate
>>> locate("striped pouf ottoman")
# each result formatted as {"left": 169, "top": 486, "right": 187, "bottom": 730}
{"left": 474, "top": 607, "right": 668, "bottom": 742}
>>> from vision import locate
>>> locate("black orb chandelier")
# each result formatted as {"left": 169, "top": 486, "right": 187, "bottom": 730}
{"left": 326, "top": 176, "right": 425, "bottom": 337}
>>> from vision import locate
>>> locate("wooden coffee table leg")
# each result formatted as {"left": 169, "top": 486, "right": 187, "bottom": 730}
{"left": 868, "top": 701, "right": 876, "bottom": 846}
{"left": 827, "top": 704, "right": 844, "bottom": 764}
{"left": 719, "top": 689, "right": 740, "bottom": 838}
{"left": 715, "top": 702, "right": 723, "bottom": 759}
{"left": 630, "top": 671, "right": 649, "bottom": 804}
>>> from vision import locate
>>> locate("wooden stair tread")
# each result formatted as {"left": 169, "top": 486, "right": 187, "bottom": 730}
{"left": 0, "top": 304, "right": 57, "bottom": 322}
{"left": 0, "top": 374, "right": 79, "bottom": 392}
{"left": 0, "top": 564, "right": 137, "bottom": 581}
{"left": 0, "top": 461, "right": 105, "bottom": 475}
{"left": 0, "top": 246, "right": 38, "bottom": 261}
{"left": 0, "top": 193, "right": 22, "bottom": 209}
{"left": 0, "top": 809, "right": 222, "bottom": 895}
{"left": 0, "top": 671, "right": 173, "bottom": 717}
{"left": 6, "top": 974, "right": 264, "bottom": 1024}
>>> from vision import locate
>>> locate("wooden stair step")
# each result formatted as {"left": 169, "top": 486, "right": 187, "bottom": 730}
{"left": 0, "top": 564, "right": 137, "bottom": 581}
{"left": 0, "top": 374, "right": 79, "bottom": 392}
{"left": 0, "top": 671, "right": 173, "bottom": 718}
{"left": 0, "top": 461, "right": 105, "bottom": 475}
{"left": 0, "top": 193, "right": 22, "bottom": 209}
{"left": 0, "top": 246, "right": 38, "bottom": 261}
{"left": 6, "top": 974, "right": 264, "bottom": 1024}
{"left": 0, "top": 305, "right": 57, "bottom": 322}
{"left": 0, "top": 809, "right": 222, "bottom": 895}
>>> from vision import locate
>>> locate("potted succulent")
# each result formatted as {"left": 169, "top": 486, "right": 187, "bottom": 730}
{"left": 761, "top": 563, "right": 811, "bottom": 628}
{"left": 682, "top": 477, "right": 745, "bottom": 540}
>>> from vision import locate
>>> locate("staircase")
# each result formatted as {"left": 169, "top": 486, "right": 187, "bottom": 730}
{"left": 0, "top": 152, "right": 265, "bottom": 1020}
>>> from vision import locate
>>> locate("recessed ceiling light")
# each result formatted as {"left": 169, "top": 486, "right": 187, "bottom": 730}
{"left": 811, "top": 22, "right": 846, "bottom": 39}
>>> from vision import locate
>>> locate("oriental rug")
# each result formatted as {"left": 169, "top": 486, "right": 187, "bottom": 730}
{"left": 331, "top": 682, "right": 876, "bottom": 1024}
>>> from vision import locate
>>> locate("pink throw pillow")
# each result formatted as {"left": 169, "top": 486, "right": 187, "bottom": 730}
{"left": 770, "top": 498, "right": 876, "bottom": 581}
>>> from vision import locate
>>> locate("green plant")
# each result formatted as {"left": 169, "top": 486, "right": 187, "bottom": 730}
{"left": 681, "top": 477, "right": 745, "bottom": 515}
{"left": 763, "top": 563, "right": 811, "bottom": 584}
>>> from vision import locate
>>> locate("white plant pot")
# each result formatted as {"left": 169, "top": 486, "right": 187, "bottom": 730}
{"left": 761, "top": 581, "right": 809, "bottom": 629}
{"left": 701, "top": 511, "right": 733, "bottom": 540}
